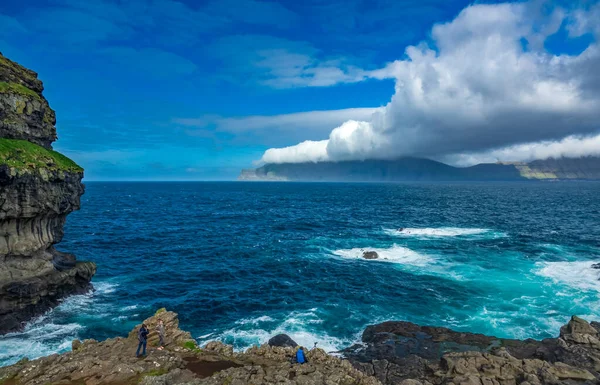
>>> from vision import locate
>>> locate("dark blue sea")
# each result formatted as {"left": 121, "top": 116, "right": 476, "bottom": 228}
{"left": 2, "top": 182, "right": 600, "bottom": 366}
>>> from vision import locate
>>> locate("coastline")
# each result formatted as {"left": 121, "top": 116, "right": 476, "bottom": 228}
{"left": 2, "top": 309, "right": 600, "bottom": 385}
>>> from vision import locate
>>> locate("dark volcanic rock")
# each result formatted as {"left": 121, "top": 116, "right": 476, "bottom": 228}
{"left": 51, "top": 250, "right": 77, "bottom": 271}
{"left": 343, "top": 316, "right": 600, "bottom": 385}
{"left": 268, "top": 334, "right": 298, "bottom": 348}
{"left": 591, "top": 263, "right": 600, "bottom": 269}
{"left": 362, "top": 251, "right": 379, "bottom": 260}
{"left": 0, "top": 52, "right": 95, "bottom": 334}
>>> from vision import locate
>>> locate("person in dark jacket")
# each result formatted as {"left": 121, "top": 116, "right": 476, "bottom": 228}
{"left": 136, "top": 324, "right": 149, "bottom": 357}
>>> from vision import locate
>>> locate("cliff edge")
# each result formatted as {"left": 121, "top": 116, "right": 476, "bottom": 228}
{"left": 0, "top": 52, "right": 96, "bottom": 334}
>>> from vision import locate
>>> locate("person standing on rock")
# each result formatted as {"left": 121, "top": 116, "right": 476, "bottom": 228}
{"left": 136, "top": 323, "right": 149, "bottom": 357}
{"left": 157, "top": 319, "right": 166, "bottom": 347}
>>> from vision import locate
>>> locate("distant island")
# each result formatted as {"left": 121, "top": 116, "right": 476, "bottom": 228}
{"left": 239, "top": 156, "right": 600, "bottom": 182}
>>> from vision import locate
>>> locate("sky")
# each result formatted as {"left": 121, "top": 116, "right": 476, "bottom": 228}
{"left": 0, "top": 0, "right": 599, "bottom": 180}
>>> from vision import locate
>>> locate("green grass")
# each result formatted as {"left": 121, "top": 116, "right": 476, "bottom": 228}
{"left": 0, "top": 138, "right": 83, "bottom": 173}
{"left": 0, "top": 82, "right": 39, "bottom": 99}
{"left": 143, "top": 369, "right": 168, "bottom": 377}
{"left": 182, "top": 340, "right": 197, "bottom": 350}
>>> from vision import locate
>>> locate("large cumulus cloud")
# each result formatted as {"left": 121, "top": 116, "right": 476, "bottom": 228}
{"left": 260, "top": 2, "right": 600, "bottom": 165}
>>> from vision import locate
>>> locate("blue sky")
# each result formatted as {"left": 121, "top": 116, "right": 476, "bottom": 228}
{"left": 0, "top": 0, "right": 598, "bottom": 180}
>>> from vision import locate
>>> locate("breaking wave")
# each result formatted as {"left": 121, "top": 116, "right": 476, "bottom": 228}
{"left": 384, "top": 227, "right": 500, "bottom": 238}
{"left": 332, "top": 245, "right": 433, "bottom": 266}
{"left": 535, "top": 261, "right": 600, "bottom": 293}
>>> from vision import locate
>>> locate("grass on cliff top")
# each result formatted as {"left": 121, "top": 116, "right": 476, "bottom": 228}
{"left": 0, "top": 81, "right": 40, "bottom": 99}
{"left": 0, "top": 138, "right": 83, "bottom": 173}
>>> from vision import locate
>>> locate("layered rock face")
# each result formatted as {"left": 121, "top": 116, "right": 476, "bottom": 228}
{"left": 0, "top": 54, "right": 56, "bottom": 149}
{"left": 0, "top": 52, "right": 95, "bottom": 334}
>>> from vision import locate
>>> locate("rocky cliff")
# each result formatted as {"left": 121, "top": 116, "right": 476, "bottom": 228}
{"left": 1, "top": 310, "right": 599, "bottom": 385}
{"left": 0, "top": 52, "right": 95, "bottom": 334}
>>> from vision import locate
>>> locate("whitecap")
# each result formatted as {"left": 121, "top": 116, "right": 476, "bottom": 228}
{"left": 234, "top": 315, "right": 275, "bottom": 325}
{"left": 93, "top": 281, "right": 119, "bottom": 294}
{"left": 0, "top": 320, "right": 83, "bottom": 366}
{"left": 205, "top": 309, "right": 352, "bottom": 353}
{"left": 534, "top": 261, "right": 600, "bottom": 292}
{"left": 384, "top": 227, "right": 497, "bottom": 238}
{"left": 333, "top": 245, "right": 433, "bottom": 266}
{"left": 0, "top": 280, "right": 123, "bottom": 366}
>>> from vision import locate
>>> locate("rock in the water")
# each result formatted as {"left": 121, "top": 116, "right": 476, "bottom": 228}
{"left": 0, "top": 52, "right": 95, "bottom": 334}
{"left": 591, "top": 263, "right": 600, "bottom": 269}
{"left": 268, "top": 334, "right": 298, "bottom": 348}
{"left": 362, "top": 251, "right": 379, "bottom": 260}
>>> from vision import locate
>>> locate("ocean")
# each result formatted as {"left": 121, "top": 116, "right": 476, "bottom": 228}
{"left": 1, "top": 181, "right": 600, "bottom": 366}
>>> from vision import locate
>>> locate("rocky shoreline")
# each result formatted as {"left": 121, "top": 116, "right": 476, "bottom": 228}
{"left": 0, "top": 52, "right": 96, "bottom": 333}
{"left": 1, "top": 309, "right": 599, "bottom": 385}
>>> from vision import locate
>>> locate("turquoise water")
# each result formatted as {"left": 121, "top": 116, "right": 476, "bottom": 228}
{"left": 1, "top": 182, "right": 600, "bottom": 366}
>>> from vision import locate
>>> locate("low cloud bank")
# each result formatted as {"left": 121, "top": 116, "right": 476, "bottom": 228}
{"left": 260, "top": 2, "right": 600, "bottom": 166}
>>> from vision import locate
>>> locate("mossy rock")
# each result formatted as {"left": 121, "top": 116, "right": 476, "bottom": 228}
{"left": 143, "top": 368, "right": 168, "bottom": 377}
{"left": 0, "top": 81, "right": 40, "bottom": 99}
{"left": 183, "top": 340, "right": 197, "bottom": 350}
{"left": 0, "top": 138, "right": 82, "bottom": 173}
{"left": 155, "top": 308, "right": 167, "bottom": 315}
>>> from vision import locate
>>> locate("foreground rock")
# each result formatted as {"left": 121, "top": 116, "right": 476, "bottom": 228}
{"left": 2, "top": 310, "right": 600, "bottom": 385}
{"left": 0, "top": 310, "right": 380, "bottom": 385}
{"left": 343, "top": 315, "right": 600, "bottom": 385}
{"left": 0, "top": 52, "right": 95, "bottom": 333}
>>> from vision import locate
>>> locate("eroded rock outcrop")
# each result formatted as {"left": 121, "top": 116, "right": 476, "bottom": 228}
{"left": 2, "top": 311, "right": 600, "bottom": 385}
{"left": 0, "top": 310, "right": 381, "bottom": 385}
{"left": 0, "top": 54, "right": 56, "bottom": 149}
{"left": 343, "top": 316, "right": 600, "bottom": 385}
{"left": 0, "top": 52, "right": 95, "bottom": 334}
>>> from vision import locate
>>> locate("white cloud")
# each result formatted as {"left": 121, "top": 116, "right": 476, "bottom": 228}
{"left": 208, "top": 34, "right": 370, "bottom": 88}
{"left": 176, "top": 108, "right": 380, "bottom": 145}
{"left": 262, "top": 140, "right": 329, "bottom": 164}
{"left": 567, "top": 2, "right": 600, "bottom": 38}
{"left": 441, "top": 133, "right": 600, "bottom": 166}
{"left": 259, "top": 2, "right": 600, "bottom": 164}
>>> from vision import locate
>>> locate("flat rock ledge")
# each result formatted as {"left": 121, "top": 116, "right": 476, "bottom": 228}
{"left": 1, "top": 312, "right": 600, "bottom": 385}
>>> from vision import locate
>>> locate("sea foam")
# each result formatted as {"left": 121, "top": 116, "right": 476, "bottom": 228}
{"left": 535, "top": 261, "right": 600, "bottom": 292}
{"left": 384, "top": 227, "right": 496, "bottom": 238}
{"left": 0, "top": 280, "right": 120, "bottom": 366}
{"left": 200, "top": 309, "right": 352, "bottom": 354}
{"left": 333, "top": 245, "right": 433, "bottom": 266}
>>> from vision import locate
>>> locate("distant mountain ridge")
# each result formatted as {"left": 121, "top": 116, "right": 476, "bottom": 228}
{"left": 239, "top": 156, "right": 600, "bottom": 182}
